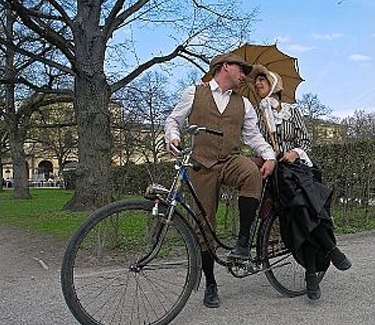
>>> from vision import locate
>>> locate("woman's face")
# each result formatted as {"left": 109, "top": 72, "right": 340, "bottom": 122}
{"left": 254, "top": 74, "right": 271, "bottom": 99}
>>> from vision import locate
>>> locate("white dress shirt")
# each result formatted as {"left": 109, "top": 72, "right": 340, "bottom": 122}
{"left": 164, "top": 79, "right": 275, "bottom": 160}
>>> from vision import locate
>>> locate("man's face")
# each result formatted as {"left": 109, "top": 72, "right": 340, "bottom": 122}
{"left": 224, "top": 62, "right": 247, "bottom": 88}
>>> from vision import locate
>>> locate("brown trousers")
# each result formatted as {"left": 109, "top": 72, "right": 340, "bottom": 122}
{"left": 189, "top": 155, "right": 262, "bottom": 250}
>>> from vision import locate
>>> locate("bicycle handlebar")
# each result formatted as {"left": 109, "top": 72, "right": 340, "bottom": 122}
{"left": 169, "top": 125, "right": 223, "bottom": 169}
{"left": 187, "top": 124, "right": 224, "bottom": 137}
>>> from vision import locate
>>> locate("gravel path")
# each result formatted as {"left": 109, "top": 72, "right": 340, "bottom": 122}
{"left": 1, "top": 225, "right": 374, "bottom": 325}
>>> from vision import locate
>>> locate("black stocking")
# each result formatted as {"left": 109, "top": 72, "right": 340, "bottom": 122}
{"left": 201, "top": 250, "right": 216, "bottom": 287}
{"left": 238, "top": 196, "right": 259, "bottom": 240}
{"left": 302, "top": 242, "right": 316, "bottom": 275}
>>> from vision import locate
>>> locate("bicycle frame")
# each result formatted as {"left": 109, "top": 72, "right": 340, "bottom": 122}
{"left": 145, "top": 125, "right": 273, "bottom": 274}
{"left": 60, "top": 125, "right": 314, "bottom": 325}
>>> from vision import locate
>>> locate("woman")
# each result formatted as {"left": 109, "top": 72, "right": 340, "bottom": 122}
{"left": 249, "top": 64, "right": 352, "bottom": 300}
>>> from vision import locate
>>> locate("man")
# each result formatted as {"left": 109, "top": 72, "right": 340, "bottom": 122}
{"left": 164, "top": 52, "right": 276, "bottom": 308}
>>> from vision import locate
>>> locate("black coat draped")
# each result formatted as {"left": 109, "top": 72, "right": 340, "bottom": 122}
{"left": 277, "top": 161, "right": 336, "bottom": 271}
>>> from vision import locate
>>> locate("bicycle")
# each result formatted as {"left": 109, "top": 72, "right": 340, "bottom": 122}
{"left": 61, "top": 124, "right": 325, "bottom": 325}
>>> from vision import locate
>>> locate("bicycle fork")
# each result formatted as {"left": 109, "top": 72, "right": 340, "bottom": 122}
{"left": 131, "top": 198, "right": 178, "bottom": 271}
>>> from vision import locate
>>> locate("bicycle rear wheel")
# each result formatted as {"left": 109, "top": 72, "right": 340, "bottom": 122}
{"left": 61, "top": 199, "right": 200, "bottom": 325}
{"left": 260, "top": 211, "right": 325, "bottom": 297}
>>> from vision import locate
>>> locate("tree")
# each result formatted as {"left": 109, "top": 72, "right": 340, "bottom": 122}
{"left": 114, "top": 71, "right": 172, "bottom": 166}
{"left": 1, "top": 6, "right": 32, "bottom": 198}
{"left": 0, "top": 3, "right": 73, "bottom": 198}
{"left": 297, "top": 93, "right": 333, "bottom": 146}
{"left": 341, "top": 109, "right": 375, "bottom": 140}
{"left": 28, "top": 102, "right": 78, "bottom": 177}
{"left": 2, "top": 0, "right": 259, "bottom": 210}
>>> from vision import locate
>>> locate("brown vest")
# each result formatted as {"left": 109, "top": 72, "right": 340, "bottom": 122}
{"left": 189, "top": 85, "right": 245, "bottom": 168}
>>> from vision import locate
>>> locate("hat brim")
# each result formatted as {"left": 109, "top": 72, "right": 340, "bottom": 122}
{"left": 248, "top": 64, "right": 284, "bottom": 94}
{"left": 204, "top": 62, "right": 252, "bottom": 81}
{"left": 238, "top": 64, "right": 253, "bottom": 76}
{"left": 248, "top": 64, "right": 272, "bottom": 83}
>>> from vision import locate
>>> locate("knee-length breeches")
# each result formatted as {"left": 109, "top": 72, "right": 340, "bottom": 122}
{"left": 189, "top": 155, "right": 262, "bottom": 250}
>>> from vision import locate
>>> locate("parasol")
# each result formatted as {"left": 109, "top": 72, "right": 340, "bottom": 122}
{"left": 203, "top": 43, "right": 304, "bottom": 106}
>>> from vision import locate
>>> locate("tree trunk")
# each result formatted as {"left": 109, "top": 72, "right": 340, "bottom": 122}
{"left": 64, "top": 73, "right": 113, "bottom": 211}
{"left": 4, "top": 7, "right": 30, "bottom": 199}
{"left": 9, "top": 126, "right": 31, "bottom": 199}
{"left": 62, "top": 0, "right": 115, "bottom": 211}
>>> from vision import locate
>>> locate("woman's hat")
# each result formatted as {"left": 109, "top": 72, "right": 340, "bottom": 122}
{"left": 249, "top": 64, "right": 284, "bottom": 94}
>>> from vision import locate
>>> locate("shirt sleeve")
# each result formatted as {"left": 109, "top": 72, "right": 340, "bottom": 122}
{"left": 241, "top": 97, "right": 276, "bottom": 160}
{"left": 289, "top": 104, "right": 313, "bottom": 167}
{"left": 164, "top": 86, "right": 195, "bottom": 143}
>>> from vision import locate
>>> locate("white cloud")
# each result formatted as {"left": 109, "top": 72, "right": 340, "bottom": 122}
{"left": 287, "top": 44, "right": 315, "bottom": 52}
{"left": 312, "top": 33, "right": 343, "bottom": 40}
{"left": 273, "top": 35, "right": 291, "bottom": 43}
{"left": 349, "top": 54, "right": 372, "bottom": 62}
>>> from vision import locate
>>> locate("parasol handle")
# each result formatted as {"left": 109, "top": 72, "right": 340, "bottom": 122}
{"left": 261, "top": 114, "right": 280, "bottom": 157}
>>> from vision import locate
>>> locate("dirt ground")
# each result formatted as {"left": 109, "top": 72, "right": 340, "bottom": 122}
{"left": 0, "top": 225, "right": 79, "bottom": 325}
{"left": 1, "top": 224, "right": 375, "bottom": 325}
{"left": 0, "top": 225, "right": 67, "bottom": 268}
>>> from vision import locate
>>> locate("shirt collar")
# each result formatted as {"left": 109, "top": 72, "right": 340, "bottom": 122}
{"left": 209, "top": 79, "right": 233, "bottom": 96}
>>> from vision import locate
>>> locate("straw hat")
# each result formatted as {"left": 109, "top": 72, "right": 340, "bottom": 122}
{"left": 249, "top": 64, "right": 284, "bottom": 94}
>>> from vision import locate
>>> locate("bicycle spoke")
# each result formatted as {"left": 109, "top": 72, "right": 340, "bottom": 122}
{"left": 262, "top": 212, "right": 308, "bottom": 296}
{"left": 61, "top": 200, "right": 199, "bottom": 325}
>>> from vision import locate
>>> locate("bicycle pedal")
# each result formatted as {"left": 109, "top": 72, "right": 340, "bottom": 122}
{"left": 227, "top": 259, "right": 258, "bottom": 277}
{"left": 227, "top": 255, "right": 250, "bottom": 265}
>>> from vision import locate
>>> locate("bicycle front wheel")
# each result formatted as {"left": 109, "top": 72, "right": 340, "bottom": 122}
{"left": 61, "top": 199, "right": 200, "bottom": 325}
{"left": 260, "top": 211, "right": 325, "bottom": 297}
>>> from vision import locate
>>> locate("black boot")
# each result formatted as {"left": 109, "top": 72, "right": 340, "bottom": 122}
{"left": 201, "top": 251, "right": 220, "bottom": 308}
{"left": 203, "top": 283, "right": 220, "bottom": 308}
{"left": 305, "top": 273, "right": 321, "bottom": 300}
{"left": 228, "top": 197, "right": 258, "bottom": 260}
{"left": 328, "top": 246, "right": 352, "bottom": 271}
{"left": 228, "top": 235, "right": 250, "bottom": 259}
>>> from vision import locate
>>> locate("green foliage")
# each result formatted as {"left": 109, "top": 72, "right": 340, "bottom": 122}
{"left": 312, "top": 139, "right": 375, "bottom": 227}
{"left": 62, "top": 170, "right": 76, "bottom": 190}
{"left": 333, "top": 205, "right": 375, "bottom": 234}
{"left": 3, "top": 139, "right": 374, "bottom": 242}
{"left": 312, "top": 139, "right": 375, "bottom": 198}
{"left": 112, "top": 161, "right": 176, "bottom": 197}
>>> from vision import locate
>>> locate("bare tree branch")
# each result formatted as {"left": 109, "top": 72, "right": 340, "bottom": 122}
{"left": 0, "top": 76, "right": 74, "bottom": 96}
{"left": 102, "top": 0, "right": 150, "bottom": 42}
{"left": 46, "top": 0, "right": 75, "bottom": 30}
{"left": 110, "top": 44, "right": 184, "bottom": 93}
{"left": 0, "top": 37, "right": 74, "bottom": 74}
{"left": 6, "top": 0, "right": 75, "bottom": 61}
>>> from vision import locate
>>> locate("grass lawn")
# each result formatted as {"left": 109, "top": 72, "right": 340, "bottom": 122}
{"left": 332, "top": 204, "right": 375, "bottom": 233}
{"left": 0, "top": 188, "right": 87, "bottom": 240}
{"left": 1, "top": 188, "right": 374, "bottom": 241}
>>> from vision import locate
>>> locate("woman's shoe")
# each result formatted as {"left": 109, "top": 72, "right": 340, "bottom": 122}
{"left": 305, "top": 273, "right": 321, "bottom": 300}
{"left": 329, "top": 246, "right": 352, "bottom": 271}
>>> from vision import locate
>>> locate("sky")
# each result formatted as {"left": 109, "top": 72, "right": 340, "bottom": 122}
{"left": 112, "top": 0, "right": 374, "bottom": 120}
{"left": 247, "top": 0, "right": 375, "bottom": 119}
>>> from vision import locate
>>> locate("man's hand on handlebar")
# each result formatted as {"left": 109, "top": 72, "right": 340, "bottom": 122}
{"left": 260, "top": 159, "right": 276, "bottom": 179}
{"left": 167, "top": 139, "right": 180, "bottom": 155}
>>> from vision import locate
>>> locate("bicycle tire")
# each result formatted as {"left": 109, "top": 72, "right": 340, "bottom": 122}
{"left": 260, "top": 211, "right": 325, "bottom": 297}
{"left": 61, "top": 199, "right": 200, "bottom": 325}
